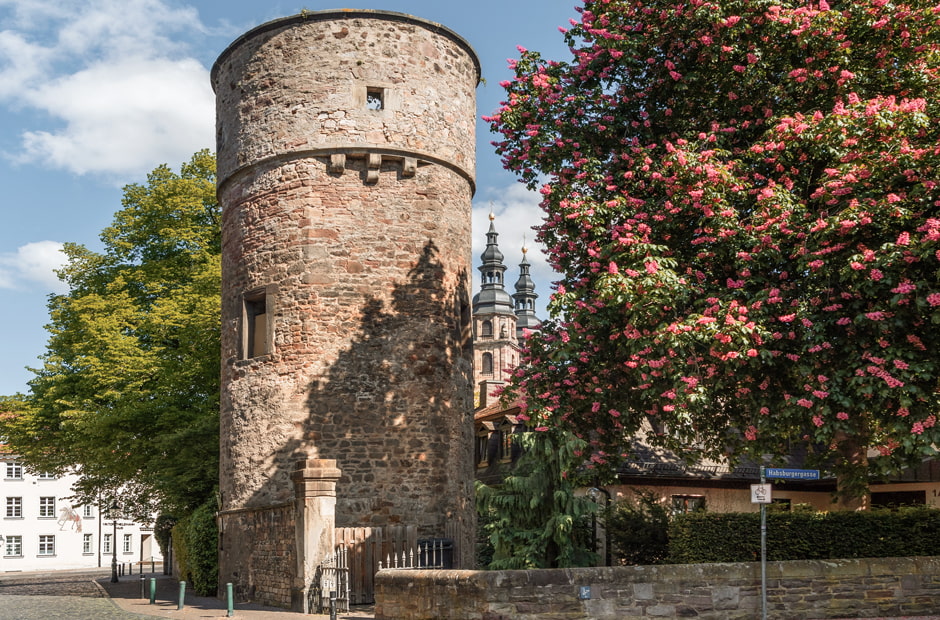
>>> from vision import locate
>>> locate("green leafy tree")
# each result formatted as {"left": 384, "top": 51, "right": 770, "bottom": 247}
{"left": 489, "top": 0, "right": 940, "bottom": 498}
{"left": 3, "top": 151, "right": 220, "bottom": 518}
{"left": 606, "top": 489, "right": 671, "bottom": 565}
{"left": 475, "top": 427, "right": 597, "bottom": 569}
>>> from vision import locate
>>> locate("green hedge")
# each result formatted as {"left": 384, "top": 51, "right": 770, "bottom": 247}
{"left": 172, "top": 498, "right": 218, "bottom": 595}
{"left": 606, "top": 490, "right": 670, "bottom": 565}
{"left": 668, "top": 506, "right": 940, "bottom": 563}
{"left": 154, "top": 514, "right": 177, "bottom": 559}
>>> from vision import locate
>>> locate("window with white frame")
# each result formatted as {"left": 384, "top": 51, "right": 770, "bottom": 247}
{"left": 103, "top": 533, "right": 113, "bottom": 554}
{"left": 38, "top": 535, "right": 55, "bottom": 556}
{"left": 37, "top": 472, "right": 56, "bottom": 480}
{"left": 83, "top": 533, "right": 93, "bottom": 554}
{"left": 83, "top": 504, "right": 94, "bottom": 518}
{"left": 39, "top": 496, "right": 56, "bottom": 518}
{"left": 5, "top": 535, "right": 22, "bottom": 556}
{"left": 5, "top": 462, "right": 22, "bottom": 479}
{"left": 5, "top": 496, "right": 22, "bottom": 518}
{"left": 123, "top": 533, "right": 132, "bottom": 554}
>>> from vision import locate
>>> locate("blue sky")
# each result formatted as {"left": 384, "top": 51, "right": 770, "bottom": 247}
{"left": 0, "top": 0, "right": 579, "bottom": 397}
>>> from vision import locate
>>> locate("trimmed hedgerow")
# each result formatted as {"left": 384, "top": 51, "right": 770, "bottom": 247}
{"left": 668, "top": 506, "right": 940, "bottom": 564}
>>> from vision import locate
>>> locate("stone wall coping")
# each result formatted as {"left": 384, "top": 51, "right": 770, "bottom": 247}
{"left": 211, "top": 9, "right": 481, "bottom": 89}
{"left": 377, "top": 555, "right": 940, "bottom": 587}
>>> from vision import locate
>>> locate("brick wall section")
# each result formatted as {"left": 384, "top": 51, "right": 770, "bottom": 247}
{"left": 374, "top": 556, "right": 940, "bottom": 619}
{"left": 220, "top": 504, "right": 295, "bottom": 609}
{"left": 213, "top": 10, "right": 478, "bottom": 607}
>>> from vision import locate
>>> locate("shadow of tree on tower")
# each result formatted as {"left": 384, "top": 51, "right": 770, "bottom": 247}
{"left": 222, "top": 238, "right": 475, "bottom": 604}
{"left": 295, "top": 239, "right": 473, "bottom": 533}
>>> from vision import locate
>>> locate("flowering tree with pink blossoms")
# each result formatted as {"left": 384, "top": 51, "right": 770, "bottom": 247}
{"left": 489, "top": 0, "right": 940, "bottom": 497}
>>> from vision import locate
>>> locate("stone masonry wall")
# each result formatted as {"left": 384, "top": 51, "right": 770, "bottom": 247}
{"left": 217, "top": 157, "right": 474, "bottom": 522}
{"left": 374, "top": 556, "right": 940, "bottom": 619}
{"left": 212, "top": 11, "right": 478, "bottom": 187}
{"left": 214, "top": 10, "right": 479, "bottom": 606}
{"left": 219, "top": 504, "right": 295, "bottom": 609}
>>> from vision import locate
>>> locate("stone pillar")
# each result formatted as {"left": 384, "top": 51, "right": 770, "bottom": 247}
{"left": 291, "top": 458, "right": 342, "bottom": 612}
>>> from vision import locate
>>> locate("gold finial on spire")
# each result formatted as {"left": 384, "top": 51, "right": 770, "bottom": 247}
{"left": 522, "top": 233, "right": 528, "bottom": 254}
{"left": 488, "top": 201, "right": 495, "bottom": 221}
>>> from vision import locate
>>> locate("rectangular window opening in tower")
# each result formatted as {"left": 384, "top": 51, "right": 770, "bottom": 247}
{"left": 243, "top": 291, "right": 268, "bottom": 359}
{"left": 366, "top": 87, "right": 384, "bottom": 110}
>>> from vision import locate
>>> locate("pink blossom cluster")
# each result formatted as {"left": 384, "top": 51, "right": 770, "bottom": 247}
{"left": 492, "top": 0, "right": 940, "bottom": 487}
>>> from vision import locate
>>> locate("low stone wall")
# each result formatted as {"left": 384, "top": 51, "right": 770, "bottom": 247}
{"left": 218, "top": 504, "right": 295, "bottom": 609}
{"left": 374, "top": 556, "right": 940, "bottom": 619}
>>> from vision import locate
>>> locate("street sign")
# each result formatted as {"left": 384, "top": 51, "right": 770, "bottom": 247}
{"left": 751, "top": 484, "right": 773, "bottom": 504}
{"left": 764, "top": 467, "right": 820, "bottom": 480}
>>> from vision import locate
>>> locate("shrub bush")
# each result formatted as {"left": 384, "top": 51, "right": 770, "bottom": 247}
{"left": 154, "top": 514, "right": 177, "bottom": 560}
{"left": 606, "top": 490, "right": 671, "bottom": 565}
{"left": 172, "top": 497, "right": 218, "bottom": 595}
{"left": 669, "top": 506, "right": 940, "bottom": 564}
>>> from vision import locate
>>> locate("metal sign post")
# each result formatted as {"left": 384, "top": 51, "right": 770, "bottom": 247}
{"left": 756, "top": 467, "right": 769, "bottom": 620}
{"left": 754, "top": 467, "right": 818, "bottom": 619}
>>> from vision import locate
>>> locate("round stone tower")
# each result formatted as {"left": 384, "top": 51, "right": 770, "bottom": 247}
{"left": 212, "top": 10, "right": 478, "bottom": 607}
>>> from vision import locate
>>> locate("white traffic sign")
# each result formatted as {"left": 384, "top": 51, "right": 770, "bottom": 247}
{"left": 751, "top": 483, "right": 773, "bottom": 504}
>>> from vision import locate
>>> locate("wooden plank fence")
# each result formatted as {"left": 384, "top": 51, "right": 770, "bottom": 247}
{"left": 335, "top": 525, "right": 417, "bottom": 605}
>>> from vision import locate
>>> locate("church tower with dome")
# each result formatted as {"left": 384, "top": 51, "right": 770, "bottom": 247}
{"left": 471, "top": 213, "right": 540, "bottom": 407}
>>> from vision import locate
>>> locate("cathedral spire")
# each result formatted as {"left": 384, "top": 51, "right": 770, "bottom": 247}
{"left": 513, "top": 238, "right": 541, "bottom": 337}
{"left": 472, "top": 210, "right": 514, "bottom": 316}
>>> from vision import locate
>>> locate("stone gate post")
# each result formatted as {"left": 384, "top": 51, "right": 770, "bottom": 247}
{"left": 291, "top": 458, "right": 341, "bottom": 612}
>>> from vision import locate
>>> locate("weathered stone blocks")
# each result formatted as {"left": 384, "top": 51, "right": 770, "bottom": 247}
{"left": 375, "top": 557, "right": 940, "bottom": 619}
{"left": 214, "top": 10, "right": 478, "bottom": 608}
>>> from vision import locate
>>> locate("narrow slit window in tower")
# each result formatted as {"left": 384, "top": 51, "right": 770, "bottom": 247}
{"left": 244, "top": 292, "right": 268, "bottom": 359}
{"left": 482, "top": 352, "right": 494, "bottom": 375}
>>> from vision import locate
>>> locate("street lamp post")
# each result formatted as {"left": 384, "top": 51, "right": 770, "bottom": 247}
{"left": 110, "top": 501, "right": 119, "bottom": 583}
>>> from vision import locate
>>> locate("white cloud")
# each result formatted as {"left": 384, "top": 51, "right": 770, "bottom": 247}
{"left": 0, "top": 240, "right": 67, "bottom": 293}
{"left": 0, "top": 0, "right": 215, "bottom": 179}
{"left": 472, "top": 182, "right": 556, "bottom": 316}
{"left": 18, "top": 57, "right": 214, "bottom": 176}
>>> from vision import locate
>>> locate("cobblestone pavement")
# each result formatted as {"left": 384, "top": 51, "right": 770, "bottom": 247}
{"left": 0, "top": 569, "right": 374, "bottom": 619}
{"left": 0, "top": 569, "right": 152, "bottom": 619}
{"left": 100, "top": 574, "right": 375, "bottom": 619}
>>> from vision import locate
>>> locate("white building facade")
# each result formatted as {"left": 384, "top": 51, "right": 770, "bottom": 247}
{"left": 1, "top": 453, "right": 162, "bottom": 572}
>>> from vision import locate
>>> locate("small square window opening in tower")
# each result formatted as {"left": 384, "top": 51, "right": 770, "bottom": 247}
{"left": 366, "top": 87, "right": 384, "bottom": 110}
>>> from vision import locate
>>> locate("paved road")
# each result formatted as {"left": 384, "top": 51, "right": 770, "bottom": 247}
{"left": 0, "top": 568, "right": 374, "bottom": 619}
{"left": 0, "top": 570, "right": 152, "bottom": 620}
